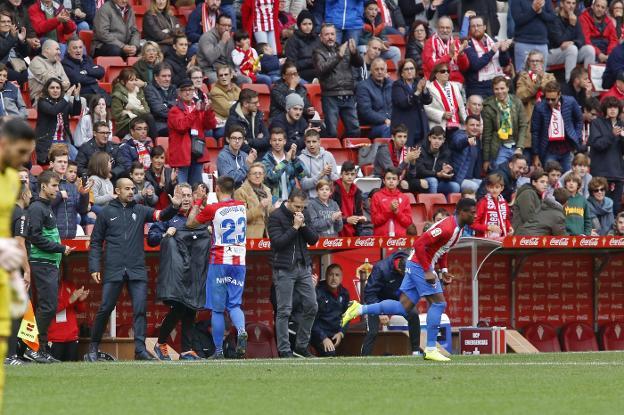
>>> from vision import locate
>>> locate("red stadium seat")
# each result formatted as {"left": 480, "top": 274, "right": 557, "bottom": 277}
{"left": 410, "top": 203, "right": 427, "bottom": 224}
{"left": 448, "top": 193, "right": 462, "bottom": 204}
{"left": 127, "top": 57, "right": 140, "bottom": 66}
{"left": 240, "top": 83, "right": 271, "bottom": 115}
{"left": 416, "top": 193, "right": 447, "bottom": 219}
{"left": 343, "top": 137, "right": 371, "bottom": 148}
{"left": 373, "top": 137, "right": 391, "bottom": 145}
{"left": 176, "top": 6, "right": 195, "bottom": 21}
{"left": 386, "top": 60, "right": 398, "bottom": 81}
{"left": 155, "top": 137, "right": 168, "bottom": 152}
{"left": 205, "top": 137, "right": 219, "bottom": 148}
{"left": 79, "top": 30, "right": 93, "bottom": 55}
{"left": 523, "top": 323, "right": 561, "bottom": 352}
{"left": 386, "top": 34, "right": 406, "bottom": 59}
{"left": 432, "top": 202, "right": 457, "bottom": 217}
{"left": 98, "top": 82, "right": 112, "bottom": 94}
{"left": 105, "top": 64, "right": 130, "bottom": 83}
{"left": 320, "top": 137, "right": 342, "bottom": 149}
{"left": 406, "top": 192, "right": 416, "bottom": 204}
{"left": 360, "top": 164, "right": 374, "bottom": 176}
{"left": 27, "top": 108, "right": 37, "bottom": 129}
{"left": 331, "top": 148, "right": 356, "bottom": 165}
{"left": 599, "top": 322, "right": 624, "bottom": 351}
{"left": 245, "top": 322, "right": 278, "bottom": 359}
{"left": 95, "top": 56, "right": 125, "bottom": 73}
{"left": 304, "top": 83, "right": 323, "bottom": 118}
{"left": 560, "top": 323, "right": 599, "bottom": 352}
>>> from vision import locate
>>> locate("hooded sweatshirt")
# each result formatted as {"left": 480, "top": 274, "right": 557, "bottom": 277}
{"left": 298, "top": 147, "right": 339, "bottom": 197}
{"left": 307, "top": 197, "right": 344, "bottom": 237}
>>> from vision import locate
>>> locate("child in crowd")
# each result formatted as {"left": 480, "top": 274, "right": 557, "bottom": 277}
{"left": 298, "top": 129, "right": 339, "bottom": 198}
{"left": 559, "top": 153, "right": 592, "bottom": 198}
{"left": 88, "top": 152, "right": 114, "bottom": 213}
{"left": 544, "top": 160, "right": 562, "bottom": 200}
{"left": 370, "top": 167, "right": 412, "bottom": 236}
{"left": 461, "top": 188, "right": 476, "bottom": 200}
{"left": 609, "top": 212, "right": 624, "bottom": 236}
{"left": 232, "top": 31, "right": 268, "bottom": 85}
{"left": 472, "top": 173, "right": 512, "bottom": 238}
{"left": 432, "top": 208, "right": 450, "bottom": 223}
{"left": 333, "top": 161, "right": 368, "bottom": 237}
{"left": 145, "top": 146, "right": 177, "bottom": 210}
{"left": 256, "top": 42, "right": 282, "bottom": 84}
{"left": 130, "top": 162, "right": 158, "bottom": 206}
{"left": 308, "top": 180, "right": 344, "bottom": 237}
{"left": 563, "top": 173, "right": 593, "bottom": 236}
{"left": 412, "top": 126, "right": 460, "bottom": 196}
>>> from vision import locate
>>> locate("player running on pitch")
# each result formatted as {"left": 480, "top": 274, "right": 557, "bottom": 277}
{"left": 342, "top": 198, "right": 477, "bottom": 362}
{"left": 186, "top": 176, "right": 248, "bottom": 359}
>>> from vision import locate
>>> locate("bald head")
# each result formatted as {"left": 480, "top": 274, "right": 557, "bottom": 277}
{"left": 42, "top": 39, "right": 61, "bottom": 62}
{"left": 115, "top": 177, "right": 136, "bottom": 203}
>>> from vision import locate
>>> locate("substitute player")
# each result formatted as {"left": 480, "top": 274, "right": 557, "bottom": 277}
{"left": 187, "top": 176, "right": 248, "bottom": 359}
{"left": 342, "top": 198, "right": 477, "bottom": 362}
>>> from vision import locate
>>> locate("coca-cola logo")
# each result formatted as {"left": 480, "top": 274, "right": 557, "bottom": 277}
{"left": 354, "top": 237, "right": 375, "bottom": 247}
{"left": 519, "top": 237, "right": 540, "bottom": 246}
{"left": 579, "top": 238, "right": 599, "bottom": 247}
{"left": 322, "top": 239, "right": 344, "bottom": 248}
{"left": 257, "top": 239, "right": 271, "bottom": 249}
{"left": 386, "top": 238, "right": 408, "bottom": 247}
{"left": 608, "top": 238, "right": 624, "bottom": 247}
{"left": 549, "top": 237, "right": 569, "bottom": 246}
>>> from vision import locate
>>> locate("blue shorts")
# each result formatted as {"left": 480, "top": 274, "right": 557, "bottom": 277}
{"left": 205, "top": 264, "right": 246, "bottom": 312}
{"left": 399, "top": 261, "right": 443, "bottom": 304}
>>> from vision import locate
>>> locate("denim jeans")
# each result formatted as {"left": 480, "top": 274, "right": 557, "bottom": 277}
{"left": 425, "top": 177, "right": 461, "bottom": 195}
{"left": 177, "top": 162, "right": 204, "bottom": 186}
{"left": 544, "top": 152, "right": 573, "bottom": 173}
{"left": 321, "top": 95, "right": 360, "bottom": 138}
{"left": 493, "top": 145, "right": 516, "bottom": 170}
{"left": 368, "top": 123, "right": 391, "bottom": 139}
{"left": 336, "top": 29, "right": 362, "bottom": 45}
{"left": 514, "top": 42, "right": 549, "bottom": 71}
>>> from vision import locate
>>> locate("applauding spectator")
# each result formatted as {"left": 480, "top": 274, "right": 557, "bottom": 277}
{"left": 29, "top": 0, "right": 77, "bottom": 50}
{"left": 0, "top": 8, "right": 29, "bottom": 85}
{"left": 47, "top": 277, "right": 89, "bottom": 361}
{"left": 371, "top": 167, "right": 412, "bottom": 236}
{"left": 145, "top": 146, "right": 177, "bottom": 210}
{"left": 130, "top": 162, "right": 158, "bottom": 206}
{"left": 0, "top": 63, "right": 26, "bottom": 118}
{"left": 391, "top": 59, "right": 430, "bottom": 147}
{"left": 262, "top": 127, "right": 305, "bottom": 204}
{"left": 333, "top": 161, "right": 367, "bottom": 237}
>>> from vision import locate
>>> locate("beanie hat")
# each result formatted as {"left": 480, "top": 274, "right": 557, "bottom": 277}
{"left": 285, "top": 93, "right": 304, "bottom": 111}
{"left": 297, "top": 10, "right": 314, "bottom": 28}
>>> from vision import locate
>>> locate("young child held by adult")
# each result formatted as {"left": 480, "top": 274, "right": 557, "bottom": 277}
{"left": 130, "top": 162, "right": 158, "bottom": 206}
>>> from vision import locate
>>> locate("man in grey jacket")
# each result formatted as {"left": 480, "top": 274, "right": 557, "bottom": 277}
{"left": 92, "top": 0, "right": 141, "bottom": 57}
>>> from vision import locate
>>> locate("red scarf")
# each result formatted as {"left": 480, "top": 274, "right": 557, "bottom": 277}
{"left": 430, "top": 33, "right": 460, "bottom": 71}
{"left": 388, "top": 140, "right": 406, "bottom": 168}
{"left": 548, "top": 103, "right": 565, "bottom": 142}
{"left": 53, "top": 112, "right": 64, "bottom": 142}
{"left": 484, "top": 193, "right": 509, "bottom": 237}
{"left": 235, "top": 47, "right": 257, "bottom": 82}
{"left": 433, "top": 80, "right": 460, "bottom": 127}
{"left": 201, "top": 3, "right": 217, "bottom": 33}
{"left": 529, "top": 71, "right": 543, "bottom": 102}
{"left": 335, "top": 179, "right": 357, "bottom": 237}
{"left": 134, "top": 139, "right": 151, "bottom": 169}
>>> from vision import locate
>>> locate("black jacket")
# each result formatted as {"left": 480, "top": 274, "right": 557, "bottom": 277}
{"left": 267, "top": 202, "right": 319, "bottom": 270}
{"left": 312, "top": 43, "right": 363, "bottom": 96}
{"left": 35, "top": 96, "right": 82, "bottom": 164}
{"left": 224, "top": 103, "right": 270, "bottom": 157}
{"left": 27, "top": 197, "right": 65, "bottom": 266}
{"left": 156, "top": 227, "right": 210, "bottom": 310}
{"left": 75, "top": 138, "right": 120, "bottom": 178}
{"left": 311, "top": 281, "right": 350, "bottom": 341}
{"left": 548, "top": 14, "right": 585, "bottom": 50}
{"left": 89, "top": 199, "right": 178, "bottom": 281}
{"left": 390, "top": 78, "right": 431, "bottom": 147}
{"left": 364, "top": 250, "right": 409, "bottom": 304}
{"left": 144, "top": 81, "right": 178, "bottom": 123}
{"left": 283, "top": 29, "right": 321, "bottom": 79}
{"left": 61, "top": 55, "right": 106, "bottom": 95}
{"left": 164, "top": 50, "right": 192, "bottom": 87}
{"left": 589, "top": 117, "right": 624, "bottom": 181}
{"left": 268, "top": 112, "right": 307, "bottom": 152}
{"left": 411, "top": 143, "right": 453, "bottom": 180}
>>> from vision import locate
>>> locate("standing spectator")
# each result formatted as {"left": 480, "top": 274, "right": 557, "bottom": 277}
{"left": 313, "top": 23, "right": 363, "bottom": 138}
{"left": 422, "top": 16, "right": 470, "bottom": 83}
{"left": 111, "top": 68, "right": 155, "bottom": 139}
{"left": 224, "top": 88, "right": 270, "bottom": 157}
{"left": 74, "top": 95, "right": 113, "bottom": 149}
{"left": 579, "top": 0, "right": 618, "bottom": 64}
{"left": 197, "top": 15, "right": 242, "bottom": 84}
{"left": 143, "top": 0, "right": 182, "bottom": 56}
{"left": 451, "top": 114, "right": 482, "bottom": 192}
{"left": 602, "top": 42, "right": 624, "bottom": 90}
{"left": 268, "top": 188, "right": 319, "bottom": 358}
{"left": 145, "top": 146, "right": 177, "bottom": 210}
{"left": 356, "top": 58, "right": 393, "bottom": 139}
{"left": 324, "top": 0, "right": 364, "bottom": 44}
{"left": 62, "top": 38, "right": 108, "bottom": 102}
{"left": 459, "top": 1, "right": 501, "bottom": 37}
{"left": 28, "top": 39, "right": 70, "bottom": 104}
{"left": 511, "top": 168, "right": 548, "bottom": 231}
{"left": 269, "top": 61, "right": 314, "bottom": 120}
{"left": 133, "top": 42, "right": 164, "bottom": 87}
{"left": 144, "top": 63, "right": 177, "bottom": 137}
{"left": 164, "top": 35, "right": 194, "bottom": 87}
{"left": 412, "top": 126, "right": 460, "bottom": 195}
{"left": 298, "top": 129, "right": 338, "bottom": 198}
{"left": 0, "top": 64, "right": 26, "bottom": 118}
{"left": 241, "top": 0, "right": 281, "bottom": 54}
{"left": 424, "top": 63, "right": 467, "bottom": 141}
{"left": 548, "top": 0, "right": 596, "bottom": 82}
{"left": 464, "top": 15, "right": 512, "bottom": 99}
{"left": 311, "top": 264, "right": 350, "bottom": 357}
{"left": 373, "top": 124, "right": 421, "bottom": 187}
{"left": 307, "top": 179, "right": 343, "bottom": 237}
{"left": 563, "top": 173, "right": 593, "bottom": 235}
{"left": 233, "top": 162, "right": 273, "bottom": 238}
{"left": 472, "top": 172, "right": 513, "bottom": 238}
{"left": 333, "top": 161, "right": 367, "bottom": 237}
{"left": 391, "top": 58, "right": 430, "bottom": 147}
{"left": 358, "top": 0, "right": 401, "bottom": 68}
{"left": 467, "top": 95, "right": 484, "bottom": 123}
{"left": 187, "top": 66, "right": 209, "bottom": 103}
{"left": 588, "top": 97, "right": 624, "bottom": 214}
{"left": 0, "top": 8, "right": 29, "bottom": 86}
{"left": 88, "top": 152, "right": 115, "bottom": 214}
{"left": 531, "top": 81, "right": 583, "bottom": 172}
{"left": 262, "top": 127, "right": 305, "bottom": 204}
{"left": 283, "top": 10, "right": 320, "bottom": 83}
{"left": 186, "top": 0, "right": 222, "bottom": 48}
{"left": 210, "top": 64, "right": 241, "bottom": 136}
{"left": 92, "top": 0, "right": 140, "bottom": 58}
{"left": 76, "top": 120, "right": 118, "bottom": 178}
{"left": 515, "top": 187, "right": 570, "bottom": 235}
{"left": 129, "top": 162, "right": 158, "bottom": 206}
{"left": 588, "top": 176, "right": 615, "bottom": 236}
{"left": 168, "top": 79, "right": 217, "bottom": 185}
{"left": 481, "top": 76, "right": 528, "bottom": 172}
{"left": 117, "top": 117, "right": 153, "bottom": 175}
{"left": 35, "top": 79, "right": 82, "bottom": 164}
{"left": 25, "top": 170, "right": 73, "bottom": 363}
{"left": 269, "top": 93, "right": 311, "bottom": 152}
{"left": 371, "top": 167, "right": 412, "bottom": 236}
{"left": 510, "top": 0, "right": 556, "bottom": 69}
{"left": 47, "top": 277, "right": 89, "bottom": 361}
{"left": 405, "top": 20, "right": 429, "bottom": 74}
{"left": 217, "top": 125, "right": 257, "bottom": 188}
{"left": 28, "top": 0, "right": 77, "bottom": 47}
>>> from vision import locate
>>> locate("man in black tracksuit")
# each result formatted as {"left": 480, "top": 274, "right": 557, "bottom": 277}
{"left": 268, "top": 188, "right": 319, "bottom": 358}
{"left": 85, "top": 178, "right": 181, "bottom": 361}
{"left": 361, "top": 250, "right": 421, "bottom": 356}
{"left": 26, "top": 170, "right": 73, "bottom": 363}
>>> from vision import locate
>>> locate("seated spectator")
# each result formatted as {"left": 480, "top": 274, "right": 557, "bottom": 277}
{"left": 117, "top": 117, "right": 153, "bottom": 175}
{"left": 354, "top": 36, "right": 383, "bottom": 83}
{"left": 373, "top": 124, "right": 421, "bottom": 189}
{"left": 269, "top": 93, "right": 311, "bottom": 152}
{"left": 0, "top": 63, "right": 26, "bottom": 118}
{"left": 370, "top": 167, "right": 412, "bottom": 236}
{"left": 47, "top": 276, "right": 89, "bottom": 361}
{"left": 562, "top": 67, "right": 593, "bottom": 109}
{"left": 531, "top": 81, "right": 583, "bottom": 173}
{"left": 425, "top": 63, "right": 467, "bottom": 143}
{"left": 111, "top": 68, "right": 156, "bottom": 139}
{"left": 411, "top": 126, "right": 459, "bottom": 195}
{"left": 511, "top": 168, "right": 548, "bottom": 232}
{"left": 167, "top": 78, "right": 216, "bottom": 185}
{"left": 145, "top": 145, "right": 177, "bottom": 210}
{"left": 544, "top": 160, "right": 563, "bottom": 200}
{"left": 588, "top": 176, "right": 614, "bottom": 236}
{"left": 232, "top": 30, "right": 265, "bottom": 84}
{"left": 29, "top": 39, "right": 70, "bottom": 104}
{"left": 29, "top": 0, "right": 76, "bottom": 51}
{"left": 88, "top": 151, "right": 115, "bottom": 214}
{"left": 209, "top": 64, "right": 240, "bottom": 136}
{"left": 269, "top": 61, "right": 314, "bottom": 121}
{"left": 310, "top": 263, "right": 349, "bottom": 357}
{"left": 67, "top": 1, "right": 89, "bottom": 32}
{"left": 307, "top": 179, "right": 343, "bottom": 237}
{"left": 276, "top": 0, "right": 297, "bottom": 43}
{"left": 217, "top": 125, "right": 256, "bottom": 188}
{"left": 164, "top": 35, "right": 194, "bottom": 87}
{"left": 560, "top": 152, "right": 592, "bottom": 199}
{"left": 233, "top": 162, "right": 273, "bottom": 238}
{"left": 405, "top": 20, "right": 429, "bottom": 75}
{"left": 262, "top": 127, "right": 305, "bottom": 204}
{"left": 482, "top": 76, "right": 528, "bottom": 172}
{"left": 35, "top": 79, "right": 82, "bottom": 164}
{"left": 610, "top": 0, "right": 624, "bottom": 39}
{"left": 186, "top": 0, "right": 222, "bottom": 47}
{"left": 579, "top": 0, "right": 617, "bottom": 64}
{"left": 450, "top": 114, "right": 481, "bottom": 192}
{"left": 358, "top": 1, "right": 401, "bottom": 68}
{"left": 92, "top": 0, "right": 140, "bottom": 57}
{"left": 133, "top": 41, "right": 164, "bottom": 87}
{"left": 283, "top": 10, "right": 320, "bottom": 83}
{"left": 602, "top": 42, "right": 624, "bottom": 90}
{"left": 62, "top": 37, "right": 108, "bottom": 102}
{"left": 601, "top": 70, "right": 624, "bottom": 102}
{"left": 129, "top": 161, "right": 158, "bottom": 206}
{"left": 515, "top": 187, "right": 570, "bottom": 236}
{"left": 432, "top": 207, "right": 450, "bottom": 223}
{"left": 477, "top": 154, "right": 528, "bottom": 203}
{"left": 224, "top": 88, "right": 270, "bottom": 157}
{"left": 609, "top": 211, "right": 624, "bottom": 236}
{"left": 464, "top": 15, "right": 512, "bottom": 99}
{"left": 298, "top": 129, "right": 338, "bottom": 198}
{"left": 76, "top": 120, "right": 119, "bottom": 178}
{"left": 391, "top": 58, "right": 430, "bottom": 147}
{"left": 198, "top": 14, "right": 248, "bottom": 84}
{"left": 241, "top": 0, "right": 281, "bottom": 54}
{"left": 333, "top": 161, "right": 367, "bottom": 237}
{"left": 74, "top": 94, "right": 113, "bottom": 149}
{"left": 257, "top": 43, "right": 282, "bottom": 84}
{"left": 0, "top": 0, "right": 40, "bottom": 60}
{"left": 144, "top": 63, "right": 177, "bottom": 136}
{"left": 563, "top": 173, "right": 593, "bottom": 235}
{"left": 356, "top": 57, "right": 393, "bottom": 139}
{"left": 143, "top": 0, "right": 183, "bottom": 56}
{"left": 0, "top": 8, "right": 29, "bottom": 85}
{"left": 472, "top": 173, "right": 512, "bottom": 238}
{"left": 588, "top": 96, "right": 624, "bottom": 214}
{"left": 422, "top": 16, "right": 469, "bottom": 83}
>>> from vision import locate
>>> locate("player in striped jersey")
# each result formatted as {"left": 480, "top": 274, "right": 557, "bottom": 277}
{"left": 187, "top": 176, "right": 248, "bottom": 359}
{"left": 341, "top": 198, "right": 477, "bottom": 361}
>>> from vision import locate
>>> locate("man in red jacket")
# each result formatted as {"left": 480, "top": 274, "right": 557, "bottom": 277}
{"left": 29, "top": 0, "right": 77, "bottom": 51}
{"left": 370, "top": 167, "right": 412, "bottom": 236}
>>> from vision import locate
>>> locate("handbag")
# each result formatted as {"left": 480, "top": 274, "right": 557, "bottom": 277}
{"left": 190, "top": 129, "right": 205, "bottom": 159}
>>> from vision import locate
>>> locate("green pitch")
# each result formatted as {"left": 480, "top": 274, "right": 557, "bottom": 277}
{"left": 6, "top": 352, "right": 624, "bottom": 415}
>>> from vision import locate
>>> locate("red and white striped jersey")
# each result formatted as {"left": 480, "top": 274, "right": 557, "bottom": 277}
{"left": 253, "top": 0, "right": 274, "bottom": 32}
{"left": 196, "top": 199, "right": 247, "bottom": 265}
{"left": 409, "top": 215, "right": 462, "bottom": 271}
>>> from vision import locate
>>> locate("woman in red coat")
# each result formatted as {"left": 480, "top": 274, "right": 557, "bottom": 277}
{"left": 29, "top": 0, "right": 77, "bottom": 44}
{"left": 167, "top": 79, "right": 217, "bottom": 186}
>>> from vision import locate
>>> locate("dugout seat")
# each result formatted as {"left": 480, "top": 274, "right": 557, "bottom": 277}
{"left": 448, "top": 193, "right": 462, "bottom": 204}
{"left": 432, "top": 202, "right": 457, "bottom": 217}
{"left": 523, "top": 323, "right": 561, "bottom": 352}
{"left": 416, "top": 193, "right": 447, "bottom": 219}
{"left": 245, "top": 322, "right": 278, "bottom": 359}
{"left": 599, "top": 322, "right": 624, "bottom": 351}
{"left": 560, "top": 323, "right": 599, "bottom": 352}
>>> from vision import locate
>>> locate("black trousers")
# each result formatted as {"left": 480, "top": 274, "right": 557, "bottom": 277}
{"left": 157, "top": 301, "right": 196, "bottom": 353}
{"left": 361, "top": 310, "right": 421, "bottom": 356}
{"left": 50, "top": 340, "right": 79, "bottom": 361}
{"left": 608, "top": 180, "right": 623, "bottom": 215}
{"left": 94, "top": 43, "right": 141, "bottom": 59}
{"left": 31, "top": 262, "right": 60, "bottom": 349}
{"left": 90, "top": 277, "right": 147, "bottom": 354}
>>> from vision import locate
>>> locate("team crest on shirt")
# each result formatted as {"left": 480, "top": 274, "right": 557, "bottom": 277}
{"left": 431, "top": 228, "right": 442, "bottom": 237}
{"left": 132, "top": 213, "right": 137, "bottom": 221}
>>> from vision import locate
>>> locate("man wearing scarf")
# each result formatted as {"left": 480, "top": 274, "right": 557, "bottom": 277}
{"left": 422, "top": 16, "right": 469, "bottom": 83}
{"left": 117, "top": 117, "right": 153, "bottom": 175}
{"left": 186, "top": 0, "right": 222, "bottom": 46}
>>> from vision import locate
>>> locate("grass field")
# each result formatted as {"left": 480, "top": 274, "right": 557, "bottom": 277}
{"left": 5, "top": 352, "right": 624, "bottom": 415}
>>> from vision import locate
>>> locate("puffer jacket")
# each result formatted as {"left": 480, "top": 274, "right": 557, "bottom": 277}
{"left": 364, "top": 250, "right": 409, "bottom": 303}
{"left": 355, "top": 76, "right": 393, "bottom": 126}
{"left": 283, "top": 29, "right": 321, "bottom": 77}
{"left": 312, "top": 42, "right": 363, "bottom": 96}
{"left": 51, "top": 177, "right": 89, "bottom": 239}
{"left": 311, "top": 281, "right": 350, "bottom": 341}
{"left": 449, "top": 133, "right": 480, "bottom": 185}
{"left": 298, "top": 148, "right": 339, "bottom": 197}
{"left": 268, "top": 201, "right": 319, "bottom": 270}
{"left": 481, "top": 94, "right": 528, "bottom": 162}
